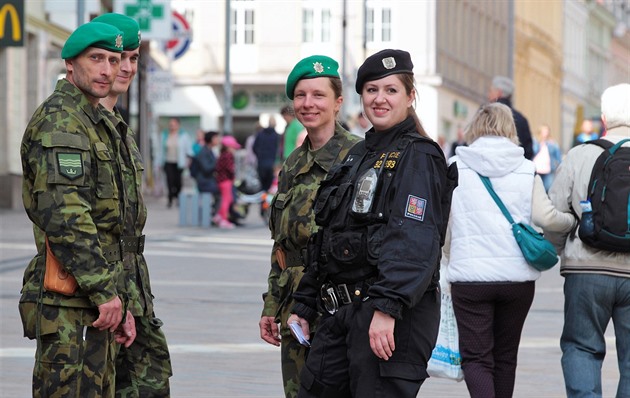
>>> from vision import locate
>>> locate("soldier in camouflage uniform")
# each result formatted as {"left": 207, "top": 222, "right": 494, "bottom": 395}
{"left": 19, "top": 22, "right": 135, "bottom": 398}
{"left": 93, "top": 13, "right": 173, "bottom": 397}
{"left": 259, "top": 55, "right": 362, "bottom": 398}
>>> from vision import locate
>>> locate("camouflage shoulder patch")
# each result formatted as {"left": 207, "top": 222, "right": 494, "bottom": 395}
{"left": 56, "top": 152, "right": 83, "bottom": 180}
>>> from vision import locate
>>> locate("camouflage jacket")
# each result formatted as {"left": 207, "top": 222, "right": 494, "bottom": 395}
{"left": 262, "top": 123, "right": 361, "bottom": 320}
{"left": 20, "top": 79, "right": 127, "bottom": 308}
{"left": 102, "top": 107, "right": 153, "bottom": 317}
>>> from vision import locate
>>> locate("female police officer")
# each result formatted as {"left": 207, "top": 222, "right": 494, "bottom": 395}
{"left": 259, "top": 55, "right": 361, "bottom": 398}
{"left": 288, "top": 49, "right": 458, "bottom": 397}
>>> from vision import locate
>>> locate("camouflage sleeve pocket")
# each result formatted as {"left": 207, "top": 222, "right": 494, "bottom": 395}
{"left": 42, "top": 132, "right": 90, "bottom": 186}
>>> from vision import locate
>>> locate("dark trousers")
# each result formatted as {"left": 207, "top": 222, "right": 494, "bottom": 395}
{"left": 257, "top": 166, "right": 274, "bottom": 192}
{"left": 298, "top": 289, "right": 439, "bottom": 398}
{"left": 164, "top": 162, "right": 182, "bottom": 205}
{"left": 451, "top": 281, "right": 535, "bottom": 398}
{"left": 115, "top": 315, "right": 172, "bottom": 397}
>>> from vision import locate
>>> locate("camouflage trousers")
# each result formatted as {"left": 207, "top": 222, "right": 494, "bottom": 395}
{"left": 115, "top": 315, "right": 172, "bottom": 398}
{"left": 19, "top": 302, "right": 117, "bottom": 398}
{"left": 279, "top": 304, "right": 311, "bottom": 398}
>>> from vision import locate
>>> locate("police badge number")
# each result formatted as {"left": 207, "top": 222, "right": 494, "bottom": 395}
{"left": 57, "top": 152, "right": 83, "bottom": 180}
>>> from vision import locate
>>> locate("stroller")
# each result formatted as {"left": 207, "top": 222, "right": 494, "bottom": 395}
{"left": 233, "top": 165, "right": 274, "bottom": 223}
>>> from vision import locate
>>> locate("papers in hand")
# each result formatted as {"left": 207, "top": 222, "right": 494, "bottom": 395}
{"left": 289, "top": 322, "right": 311, "bottom": 347}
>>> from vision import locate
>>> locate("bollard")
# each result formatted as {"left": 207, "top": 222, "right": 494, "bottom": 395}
{"left": 179, "top": 190, "right": 200, "bottom": 226}
{"left": 199, "top": 192, "right": 214, "bottom": 228}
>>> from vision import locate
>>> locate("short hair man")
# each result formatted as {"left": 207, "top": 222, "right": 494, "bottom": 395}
{"left": 19, "top": 21, "right": 133, "bottom": 397}
{"left": 488, "top": 76, "right": 534, "bottom": 160}
{"left": 93, "top": 12, "right": 173, "bottom": 397}
{"left": 547, "top": 83, "right": 630, "bottom": 397}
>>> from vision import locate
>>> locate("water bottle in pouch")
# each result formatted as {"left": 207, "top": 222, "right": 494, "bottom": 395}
{"left": 579, "top": 200, "right": 594, "bottom": 237}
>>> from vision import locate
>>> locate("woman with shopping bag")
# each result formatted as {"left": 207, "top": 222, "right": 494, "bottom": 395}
{"left": 443, "top": 103, "right": 576, "bottom": 397}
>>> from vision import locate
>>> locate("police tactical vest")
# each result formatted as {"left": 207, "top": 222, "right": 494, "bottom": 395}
{"left": 309, "top": 135, "right": 422, "bottom": 283}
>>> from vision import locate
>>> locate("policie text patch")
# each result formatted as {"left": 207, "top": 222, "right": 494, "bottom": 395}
{"left": 56, "top": 152, "right": 83, "bottom": 180}
{"left": 405, "top": 195, "right": 427, "bottom": 222}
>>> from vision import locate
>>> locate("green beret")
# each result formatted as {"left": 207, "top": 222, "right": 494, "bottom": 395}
{"left": 92, "top": 13, "right": 141, "bottom": 51}
{"left": 286, "top": 55, "right": 340, "bottom": 100}
{"left": 61, "top": 22, "right": 124, "bottom": 60}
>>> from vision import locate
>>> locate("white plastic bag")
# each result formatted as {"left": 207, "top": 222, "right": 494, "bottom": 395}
{"left": 427, "top": 273, "right": 464, "bottom": 381}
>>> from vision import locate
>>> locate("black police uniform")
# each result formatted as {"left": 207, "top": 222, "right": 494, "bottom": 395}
{"left": 292, "top": 116, "right": 458, "bottom": 397}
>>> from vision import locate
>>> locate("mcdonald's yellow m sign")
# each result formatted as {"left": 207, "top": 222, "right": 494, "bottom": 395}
{"left": 0, "top": 1, "right": 24, "bottom": 47}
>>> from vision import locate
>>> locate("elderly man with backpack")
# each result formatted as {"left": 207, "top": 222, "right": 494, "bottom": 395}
{"left": 547, "top": 83, "right": 630, "bottom": 398}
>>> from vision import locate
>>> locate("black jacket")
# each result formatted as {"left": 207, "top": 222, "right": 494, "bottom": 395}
{"left": 195, "top": 146, "right": 218, "bottom": 193}
{"left": 497, "top": 97, "right": 534, "bottom": 160}
{"left": 253, "top": 127, "right": 279, "bottom": 169}
{"left": 293, "top": 117, "right": 458, "bottom": 321}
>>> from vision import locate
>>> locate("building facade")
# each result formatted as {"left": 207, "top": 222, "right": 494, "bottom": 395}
{"left": 515, "top": 0, "right": 564, "bottom": 149}
{"left": 1, "top": 0, "right": 629, "bottom": 208}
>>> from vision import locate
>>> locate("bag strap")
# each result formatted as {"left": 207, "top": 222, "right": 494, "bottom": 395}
{"left": 477, "top": 174, "right": 516, "bottom": 225}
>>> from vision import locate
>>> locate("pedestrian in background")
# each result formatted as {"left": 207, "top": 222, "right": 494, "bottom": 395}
{"left": 349, "top": 111, "right": 371, "bottom": 138}
{"left": 192, "top": 128, "right": 205, "bottom": 156}
{"left": 548, "top": 83, "right": 630, "bottom": 398}
{"left": 573, "top": 119, "right": 599, "bottom": 146}
{"left": 280, "top": 104, "right": 305, "bottom": 161}
{"left": 253, "top": 116, "right": 280, "bottom": 192}
{"left": 94, "top": 13, "right": 173, "bottom": 397}
{"left": 488, "top": 75, "right": 534, "bottom": 160}
{"left": 445, "top": 102, "right": 576, "bottom": 398}
{"left": 288, "top": 49, "right": 457, "bottom": 397}
{"left": 19, "top": 22, "right": 132, "bottom": 398}
{"left": 195, "top": 131, "right": 220, "bottom": 197}
{"left": 449, "top": 124, "right": 467, "bottom": 158}
{"left": 161, "top": 117, "right": 193, "bottom": 208}
{"left": 259, "top": 55, "right": 361, "bottom": 398}
{"left": 533, "top": 124, "right": 562, "bottom": 192}
{"left": 214, "top": 135, "right": 241, "bottom": 229}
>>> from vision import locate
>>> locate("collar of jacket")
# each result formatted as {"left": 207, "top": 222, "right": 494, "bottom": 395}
{"left": 56, "top": 78, "right": 105, "bottom": 125}
{"left": 287, "top": 122, "right": 350, "bottom": 176}
{"left": 496, "top": 96, "right": 513, "bottom": 108}
{"left": 364, "top": 116, "right": 416, "bottom": 152}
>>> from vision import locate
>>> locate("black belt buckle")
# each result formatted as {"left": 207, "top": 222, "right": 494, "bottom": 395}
{"left": 336, "top": 284, "right": 352, "bottom": 305}
{"left": 321, "top": 283, "right": 339, "bottom": 315}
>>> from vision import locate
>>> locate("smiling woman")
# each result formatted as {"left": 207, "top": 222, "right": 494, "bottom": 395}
{"left": 259, "top": 54, "right": 361, "bottom": 398}
{"left": 288, "top": 49, "right": 458, "bottom": 398}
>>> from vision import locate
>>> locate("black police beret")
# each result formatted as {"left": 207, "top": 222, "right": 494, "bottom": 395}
{"left": 355, "top": 49, "right": 414, "bottom": 94}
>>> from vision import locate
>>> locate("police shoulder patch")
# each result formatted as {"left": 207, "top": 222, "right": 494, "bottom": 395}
{"left": 57, "top": 152, "right": 83, "bottom": 180}
{"left": 405, "top": 194, "right": 427, "bottom": 222}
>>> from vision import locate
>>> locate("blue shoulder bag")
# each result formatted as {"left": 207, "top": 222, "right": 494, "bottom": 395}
{"left": 478, "top": 174, "right": 558, "bottom": 271}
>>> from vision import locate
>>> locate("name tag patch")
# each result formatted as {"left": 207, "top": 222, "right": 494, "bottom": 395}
{"left": 405, "top": 195, "right": 427, "bottom": 221}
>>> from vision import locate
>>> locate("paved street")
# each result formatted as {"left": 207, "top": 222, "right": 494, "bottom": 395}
{"left": 0, "top": 194, "right": 621, "bottom": 397}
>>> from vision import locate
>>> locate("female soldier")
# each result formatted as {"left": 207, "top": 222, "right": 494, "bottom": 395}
{"left": 288, "top": 49, "right": 458, "bottom": 397}
{"left": 258, "top": 55, "right": 361, "bottom": 398}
